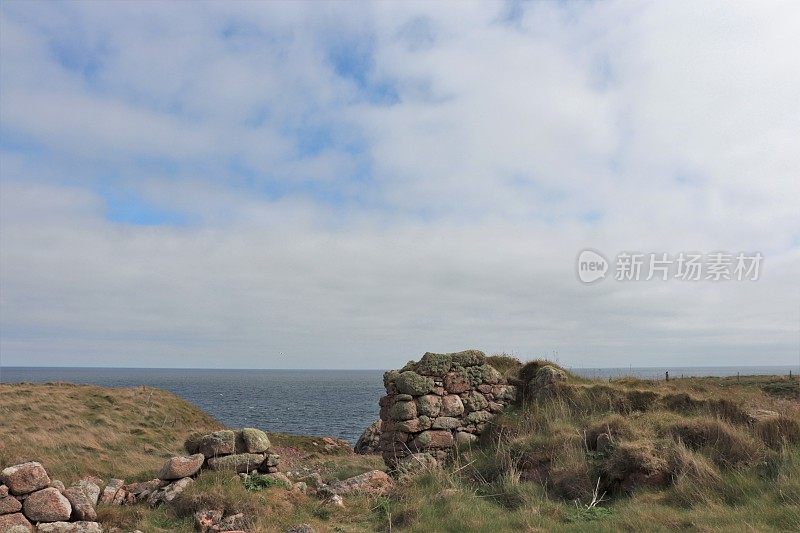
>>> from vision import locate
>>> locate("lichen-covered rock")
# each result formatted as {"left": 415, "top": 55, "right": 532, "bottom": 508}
{"left": 72, "top": 478, "right": 102, "bottom": 508}
{"left": 238, "top": 428, "right": 272, "bottom": 453}
{"left": 466, "top": 410, "right": 492, "bottom": 424}
{"left": 455, "top": 431, "right": 478, "bottom": 445}
{"left": 198, "top": 430, "right": 236, "bottom": 457}
{"left": 206, "top": 453, "right": 265, "bottom": 473}
{"left": 147, "top": 477, "right": 193, "bottom": 507}
{"left": 443, "top": 371, "right": 470, "bottom": 394}
{"left": 389, "top": 400, "right": 417, "bottom": 421}
{"left": 450, "top": 350, "right": 486, "bottom": 367}
{"left": 461, "top": 391, "right": 489, "bottom": 412}
{"left": 62, "top": 487, "right": 96, "bottom": 521}
{"left": 354, "top": 420, "right": 382, "bottom": 454}
{"left": 431, "top": 417, "right": 461, "bottom": 430}
{"left": 0, "top": 513, "right": 32, "bottom": 532}
{"left": 395, "top": 417, "right": 428, "bottom": 433}
{"left": 379, "top": 351, "right": 508, "bottom": 471}
{"left": 414, "top": 353, "right": 453, "bottom": 377}
{"left": 35, "top": 522, "right": 103, "bottom": 533}
{"left": 413, "top": 430, "right": 454, "bottom": 450}
{"left": 98, "top": 479, "right": 124, "bottom": 505}
{"left": 121, "top": 479, "right": 163, "bottom": 502}
{"left": 440, "top": 395, "right": 464, "bottom": 417}
{"left": 329, "top": 470, "right": 393, "bottom": 496}
{"left": 0, "top": 494, "right": 22, "bottom": 514}
{"left": 194, "top": 509, "right": 223, "bottom": 533}
{"left": 1, "top": 462, "right": 50, "bottom": 496}
{"left": 394, "top": 453, "right": 439, "bottom": 478}
{"left": 466, "top": 365, "right": 501, "bottom": 387}
{"left": 415, "top": 395, "right": 442, "bottom": 417}
{"left": 394, "top": 371, "right": 434, "bottom": 396}
{"left": 383, "top": 370, "right": 400, "bottom": 392}
{"left": 492, "top": 384, "right": 517, "bottom": 402}
{"left": 217, "top": 513, "right": 247, "bottom": 531}
{"left": 158, "top": 454, "right": 205, "bottom": 481}
{"left": 22, "top": 487, "right": 71, "bottom": 522}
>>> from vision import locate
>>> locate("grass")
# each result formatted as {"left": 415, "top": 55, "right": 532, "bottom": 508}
{"left": 0, "top": 382, "right": 222, "bottom": 480}
{"left": 2, "top": 359, "right": 799, "bottom": 532}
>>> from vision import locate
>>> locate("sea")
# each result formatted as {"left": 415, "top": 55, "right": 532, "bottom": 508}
{"left": 1, "top": 365, "right": 796, "bottom": 444}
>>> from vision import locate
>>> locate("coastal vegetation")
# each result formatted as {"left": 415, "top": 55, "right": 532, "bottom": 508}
{"left": 1, "top": 358, "right": 798, "bottom": 532}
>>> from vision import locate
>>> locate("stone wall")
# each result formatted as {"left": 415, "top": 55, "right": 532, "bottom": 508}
{"left": 0, "top": 427, "right": 279, "bottom": 532}
{"left": 378, "top": 350, "right": 517, "bottom": 470}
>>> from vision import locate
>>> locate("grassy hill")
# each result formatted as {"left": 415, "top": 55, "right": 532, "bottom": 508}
{"left": 1, "top": 362, "right": 798, "bottom": 532}
{"left": 0, "top": 382, "right": 223, "bottom": 480}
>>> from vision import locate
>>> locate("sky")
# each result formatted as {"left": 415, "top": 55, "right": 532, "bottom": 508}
{"left": 1, "top": 0, "right": 798, "bottom": 370}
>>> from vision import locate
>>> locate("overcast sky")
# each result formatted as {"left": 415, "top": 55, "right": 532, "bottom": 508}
{"left": 1, "top": 1, "right": 798, "bottom": 370}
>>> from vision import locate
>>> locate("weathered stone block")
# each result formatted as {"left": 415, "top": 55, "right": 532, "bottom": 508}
{"left": 415, "top": 395, "right": 442, "bottom": 417}
{"left": 389, "top": 400, "right": 417, "bottom": 421}
{"left": 394, "top": 371, "right": 434, "bottom": 396}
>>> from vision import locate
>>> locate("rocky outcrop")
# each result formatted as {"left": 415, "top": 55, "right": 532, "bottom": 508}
{"left": 354, "top": 420, "right": 382, "bottom": 454}
{"left": 378, "top": 350, "right": 517, "bottom": 470}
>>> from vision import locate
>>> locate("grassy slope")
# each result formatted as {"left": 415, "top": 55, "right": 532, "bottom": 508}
{"left": 2, "top": 364, "right": 799, "bottom": 532}
{"left": 0, "top": 382, "right": 223, "bottom": 480}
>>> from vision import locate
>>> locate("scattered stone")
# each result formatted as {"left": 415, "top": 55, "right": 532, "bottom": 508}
{"left": 327, "top": 494, "right": 345, "bottom": 508}
{"left": 62, "top": 487, "right": 96, "bottom": 522}
{"left": 291, "top": 482, "right": 308, "bottom": 493}
{"left": 596, "top": 433, "right": 613, "bottom": 454}
{"left": 35, "top": 521, "right": 103, "bottom": 532}
{"left": 49, "top": 481, "right": 65, "bottom": 493}
{"left": 98, "top": 480, "right": 124, "bottom": 505}
{"left": 329, "top": 470, "right": 393, "bottom": 496}
{"left": 0, "top": 512, "right": 33, "bottom": 532}
{"left": 122, "top": 479, "right": 163, "bottom": 502}
{"left": 194, "top": 509, "right": 223, "bottom": 533}
{"left": 158, "top": 454, "right": 205, "bottom": 481}
{"left": 207, "top": 453, "right": 265, "bottom": 473}
{"left": 146, "top": 478, "right": 193, "bottom": 507}
{"left": 0, "top": 494, "right": 22, "bottom": 514}
{"left": 217, "top": 512, "right": 247, "bottom": 531}
{"left": 237, "top": 428, "right": 271, "bottom": 454}
{"left": 198, "top": 430, "right": 237, "bottom": 458}
{"left": 1, "top": 463, "right": 51, "bottom": 496}
{"left": 285, "top": 524, "right": 316, "bottom": 533}
{"left": 262, "top": 473, "right": 291, "bottom": 487}
{"left": 23, "top": 487, "right": 72, "bottom": 522}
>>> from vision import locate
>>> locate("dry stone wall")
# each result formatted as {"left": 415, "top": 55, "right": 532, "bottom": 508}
{"left": 378, "top": 350, "right": 517, "bottom": 470}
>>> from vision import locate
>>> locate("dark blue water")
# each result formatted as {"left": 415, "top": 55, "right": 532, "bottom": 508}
{"left": 2, "top": 365, "right": 796, "bottom": 443}
{"left": 0, "top": 367, "right": 385, "bottom": 444}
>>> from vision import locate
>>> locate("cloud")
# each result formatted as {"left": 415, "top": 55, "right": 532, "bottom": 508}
{"left": 1, "top": 1, "right": 798, "bottom": 368}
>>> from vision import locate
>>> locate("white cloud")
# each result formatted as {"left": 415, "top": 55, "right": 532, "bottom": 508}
{"left": 1, "top": 1, "right": 798, "bottom": 368}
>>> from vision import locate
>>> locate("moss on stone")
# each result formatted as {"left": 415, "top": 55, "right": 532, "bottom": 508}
{"left": 395, "top": 371, "right": 435, "bottom": 396}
